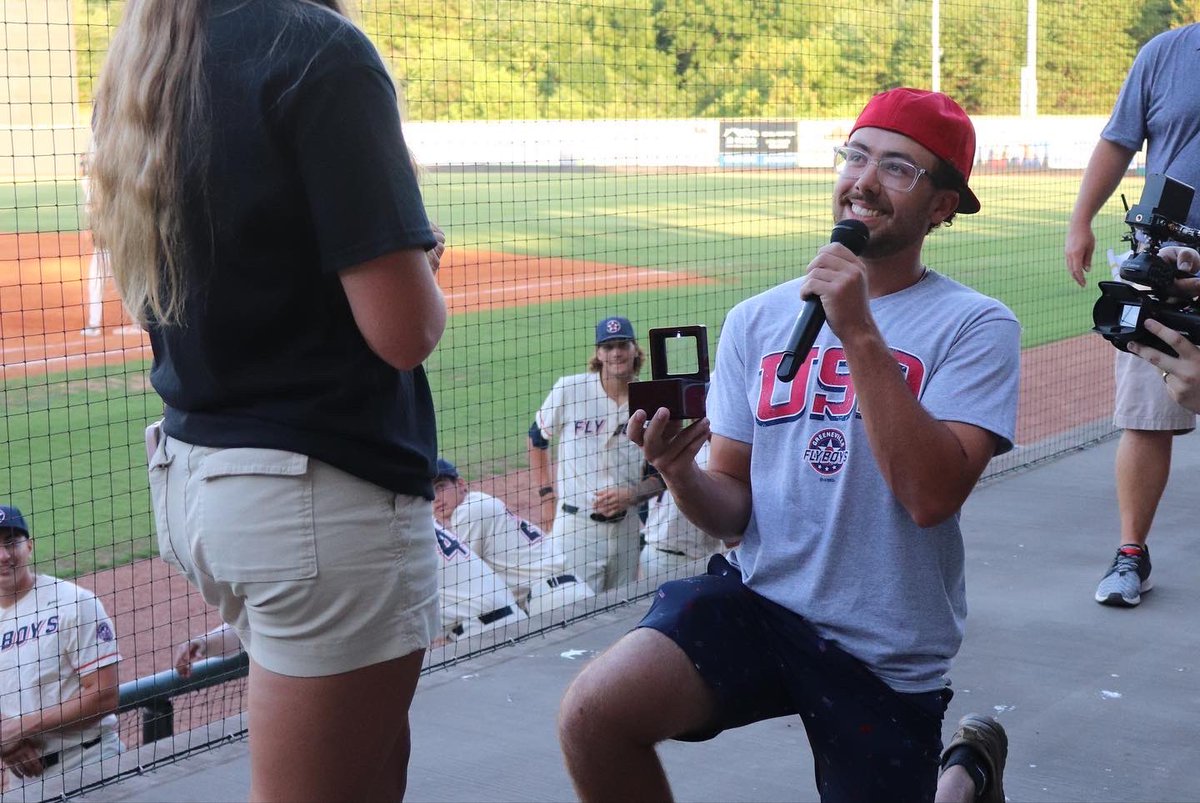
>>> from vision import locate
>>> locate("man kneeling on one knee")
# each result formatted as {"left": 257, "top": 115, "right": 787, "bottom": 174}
{"left": 557, "top": 88, "right": 1014, "bottom": 803}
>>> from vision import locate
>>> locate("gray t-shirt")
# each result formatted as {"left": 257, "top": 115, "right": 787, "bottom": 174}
{"left": 1103, "top": 23, "right": 1200, "bottom": 226}
{"left": 709, "top": 269, "right": 1020, "bottom": 693}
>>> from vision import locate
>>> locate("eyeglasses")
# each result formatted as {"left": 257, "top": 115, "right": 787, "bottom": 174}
{"left": 0, "top": 534, "right": 30, "bottom": 553}
{"left": 834, "top": 146, "right": 928, "bottom": 193}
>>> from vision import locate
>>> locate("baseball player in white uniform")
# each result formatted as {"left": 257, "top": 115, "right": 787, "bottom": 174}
{"left": 434, "top": 522, "right": 527, "bottom": 642}
{"left": 528, "top": 316, "right": 666, "bottom": 592}
{"left": 79, "top": 149, "right": 138, "bottom": 339}
{"left": 433, "top": 459, "right": 595, "bottom": 619}
{"left": 79, "top": 150, "right": 110, "bottom": 338}
{"left": 0, "top": 506, "right": 122, "bottom": 791}
{"left": 639, "top": 441, "right": 727, "bottom": 580}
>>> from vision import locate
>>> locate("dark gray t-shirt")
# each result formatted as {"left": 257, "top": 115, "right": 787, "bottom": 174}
{"left": 709, "top": 270, "right": 1020, "bottom": 692}
{"left": 151, "top": 0, "right": 439, "bottom": 497}
{"left": 1103, "top": 23, "right": 1200, "bottom": 225}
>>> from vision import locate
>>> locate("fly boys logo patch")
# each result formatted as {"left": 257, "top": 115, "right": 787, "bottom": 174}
{"left": 97, "top": 621, "right": 114, "bottom": 642}
{"left": 804, "top": 428, "right": 848, "bottom": 476}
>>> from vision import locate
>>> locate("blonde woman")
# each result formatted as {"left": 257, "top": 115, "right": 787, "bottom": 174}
{"left": 90, "top": 0, "right": 445, "bottom": 799}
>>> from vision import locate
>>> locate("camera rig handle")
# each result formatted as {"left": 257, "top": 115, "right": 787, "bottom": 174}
{"left": 1117, "top": 174, "right": 1200, "bottom": 297}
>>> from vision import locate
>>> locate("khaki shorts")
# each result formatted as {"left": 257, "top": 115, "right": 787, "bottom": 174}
{"left": 1113, "top": 348, "right": 1195, "bottom": 433}
{"left": 148, "top": 436, "right": 439, "bottom": 677}
{"left": 1109, "top": 260, "right": 1194, "bottom": 433}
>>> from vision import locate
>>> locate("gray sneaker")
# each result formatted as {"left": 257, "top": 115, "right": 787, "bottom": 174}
{"left": 1094, "top": 544, "right": 1152, "bottom": 607}
{"left": 941, "top": 713, "right": 1008, "bottom": 803}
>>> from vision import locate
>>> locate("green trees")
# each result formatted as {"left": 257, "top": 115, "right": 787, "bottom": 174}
{"left": 376, "top": 0, "right": 1174, "bottom": 119}
{"left": 1128, "top": 0, "right": 1199, "bottom": 48}
{"left": 73, "top": 0, "right": 1190, "bottom": 121}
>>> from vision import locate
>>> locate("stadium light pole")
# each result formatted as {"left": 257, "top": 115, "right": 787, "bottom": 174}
{"left": 1020, "top": 0, "right": 1038, "bottom": 116}
{"left": 931, "top": 0, "right": 941, "bottom": 93}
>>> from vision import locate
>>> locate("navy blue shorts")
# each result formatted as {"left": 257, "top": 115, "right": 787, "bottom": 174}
{"left": 639, "top": 554, "right": 952, "bottom": 803}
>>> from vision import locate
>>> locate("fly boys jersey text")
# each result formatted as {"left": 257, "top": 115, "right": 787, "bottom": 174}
{"left": 708, "top": 269, "right": 1020, "bottom": 693}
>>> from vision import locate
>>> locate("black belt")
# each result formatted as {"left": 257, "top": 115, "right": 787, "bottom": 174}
{"left": 451, "top": 604, "right": 517, "bottom": 636}
{"left": 545, "top": 574, "right": 577, "bottom": 589}
{"left": 42, "top": 736, "right": 102, "bottom": 768}
{"left": 561, "top": 504, "right": 626, "bottom": 523}
{"left": 655, "top": 547, "right": 688, "bottom": 557}
{"left": 478, "top": 605, "right": 515, "bottom": 625}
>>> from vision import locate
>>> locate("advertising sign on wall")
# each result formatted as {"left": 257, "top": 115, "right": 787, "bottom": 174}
{"left": 718, "top": 120, "right": 798, "bottom": 167}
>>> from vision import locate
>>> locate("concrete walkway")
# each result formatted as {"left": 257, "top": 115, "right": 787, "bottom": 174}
{"left": 61, "top": 433, "right": 1200, "bottom": 802}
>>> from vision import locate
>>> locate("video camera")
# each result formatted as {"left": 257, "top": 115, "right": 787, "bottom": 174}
{"left": 628, "top": 325, "right": 709, "bottom": 420}
{"left": 1093, "top": 173, "right": 1200, "bottom": 357}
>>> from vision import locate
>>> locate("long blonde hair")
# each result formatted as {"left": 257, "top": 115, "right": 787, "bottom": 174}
{"left": 90, "top": 0, "right": 350, "bottom": 326}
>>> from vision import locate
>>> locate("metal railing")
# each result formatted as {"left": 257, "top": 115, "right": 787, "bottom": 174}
{"left": 117, "top": 651, "right": 249, "bottom": 745}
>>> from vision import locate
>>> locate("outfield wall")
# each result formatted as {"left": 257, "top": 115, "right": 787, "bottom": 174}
{"left": 404, "top": 116, "right": 1119, "bottom": 171}
{"left": 4, "top": 115, "right": 1122, "bottom": 181}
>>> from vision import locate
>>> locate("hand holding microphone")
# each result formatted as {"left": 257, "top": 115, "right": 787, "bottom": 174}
{"left": 776, "top": 219, "right": 870, "bottom": 383}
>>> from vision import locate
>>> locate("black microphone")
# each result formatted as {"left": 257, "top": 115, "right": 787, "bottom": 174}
{"left": 776, "top": 219, "right": 870, "bottom": 383}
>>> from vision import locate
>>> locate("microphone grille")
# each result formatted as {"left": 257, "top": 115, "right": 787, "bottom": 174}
{"left": 831, "top": 219, "right": 870, "bottom": 255}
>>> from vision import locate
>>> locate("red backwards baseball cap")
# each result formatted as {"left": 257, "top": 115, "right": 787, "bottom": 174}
{"left": 849, "top": 87, "right": 980, "bottom": 214}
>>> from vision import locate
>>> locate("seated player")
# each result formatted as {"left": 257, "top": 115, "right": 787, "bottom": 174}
{"left": 434, "top": 523, "right": 527, "bottom": 642}
{"left": 0, "top": 506, "right": 123, "bottom": 789}
{"left": 433, "top": 459, "right": 594, "bottom": 617}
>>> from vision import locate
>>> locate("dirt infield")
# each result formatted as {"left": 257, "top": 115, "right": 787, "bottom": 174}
{"left": 437, "top": 246, "right": 712, "bottom": 313}
{"left": 1016, "top": 332, "right": 1115, "bottom": 444}
{"left": 0, "top": 232, "right": 711, "bottom": 380}
{"left": 0, "top": 232, "right": 149, "bottom": 380}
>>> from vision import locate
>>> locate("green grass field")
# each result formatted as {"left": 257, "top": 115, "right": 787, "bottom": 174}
{"left": 0, "top": 180, "right": 84, "bottom": 232}
{"left": 1, "top": 366, "right": 159, "bottom": 576}
{"left": 2, "top": 167, "right": 1138, "bottom": 574}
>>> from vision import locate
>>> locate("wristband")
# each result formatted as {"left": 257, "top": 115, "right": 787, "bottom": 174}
{"left": 538, "top": 486, "right": 555, "bottom": 497}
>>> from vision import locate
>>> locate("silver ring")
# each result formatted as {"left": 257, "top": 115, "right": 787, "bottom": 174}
{"left": 1162, "top": 370, "right": 1171, "bottom": 383}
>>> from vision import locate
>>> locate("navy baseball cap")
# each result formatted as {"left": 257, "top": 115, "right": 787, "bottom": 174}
{"left": 0, "top": 505, "right": 29, "bottom": 537}
{"left": 434, "top": 459, "right": 459, "bottom": 481}
{"left": 595, "top": 316, "right": 635, "bottom": 344}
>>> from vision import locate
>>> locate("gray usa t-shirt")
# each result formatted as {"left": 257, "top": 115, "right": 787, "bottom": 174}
{"left": 709, "top": 269, "right": 1020, "bottom": 693}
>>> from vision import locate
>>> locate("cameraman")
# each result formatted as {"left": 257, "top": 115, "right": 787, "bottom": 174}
{"left": 1065, "top": 22, "right": 1200, "bottom": 608}
{"left": 1128, "top": 247, "right": 1200, "bottom": 413}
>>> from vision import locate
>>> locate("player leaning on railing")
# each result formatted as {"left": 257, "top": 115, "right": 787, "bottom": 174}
{"left": 0, "top": 506, "right": 123, "bottom": 791}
